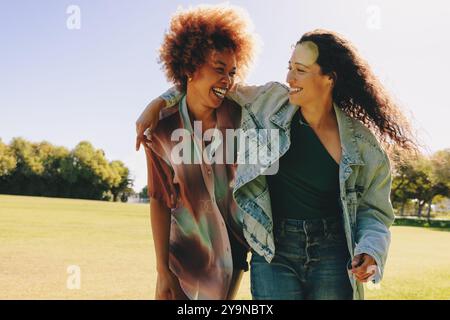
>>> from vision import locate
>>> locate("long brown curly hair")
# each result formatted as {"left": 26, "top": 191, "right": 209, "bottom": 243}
{"left": 159, "top": 4, "right": 257, "bottom": 92}
{"left": 298, "top": 29, "right": 417, "bottom": 152}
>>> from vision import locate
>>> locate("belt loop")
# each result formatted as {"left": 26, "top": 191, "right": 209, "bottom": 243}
{"left": 280, "top": 220, "right": 286, "bottom": 237}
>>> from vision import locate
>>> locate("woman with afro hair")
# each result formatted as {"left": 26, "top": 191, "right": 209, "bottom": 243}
{"left": 138, "top": 5, "right": 258, "bottom": 300}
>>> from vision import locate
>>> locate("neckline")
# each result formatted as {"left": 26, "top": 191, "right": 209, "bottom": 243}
{"left": 292, "top": 112, "right": 340, "bottom": 167}
{"left": 297, "top": 110, "right": 310, "bottom": 126}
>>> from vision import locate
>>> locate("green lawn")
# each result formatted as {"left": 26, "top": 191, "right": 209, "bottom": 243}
{"left": 0, "top": 194, "right": 448, "bottom": 300}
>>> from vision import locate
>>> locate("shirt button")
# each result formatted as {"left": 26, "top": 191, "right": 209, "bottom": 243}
{"left": 207, "top": 169, "right": 212, "bottom": 175}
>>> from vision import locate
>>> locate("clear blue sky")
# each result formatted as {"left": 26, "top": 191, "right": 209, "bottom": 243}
{"left": 2, "top": 0, "right": 449, "bottom": 192}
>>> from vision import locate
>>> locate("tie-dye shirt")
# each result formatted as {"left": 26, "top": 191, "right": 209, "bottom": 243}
{"left": 144, "top": 95, "right": 248, "bottom": 300}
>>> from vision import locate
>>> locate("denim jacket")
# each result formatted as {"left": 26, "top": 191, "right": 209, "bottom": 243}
{"left": 161, "top": 82, "right": 395, "bottom": 300}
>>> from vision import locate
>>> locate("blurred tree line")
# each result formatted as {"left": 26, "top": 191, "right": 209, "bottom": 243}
{"left": 0, "top": 137, "right": 133, "bottom": 202}
{"left": 392, "top": 149, "right": 450, "bottom": 220}
{"left": 1, "top": 136, "right": 449, "bottom": 211}
{"left": 138, "top": 186, "right": 148, "bottom": 200}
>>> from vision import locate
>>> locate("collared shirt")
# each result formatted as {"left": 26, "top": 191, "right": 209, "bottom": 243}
{"left": 144, "top": 95, "right": 247, "bottom": 300}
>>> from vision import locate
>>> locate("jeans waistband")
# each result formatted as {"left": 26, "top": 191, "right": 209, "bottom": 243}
{"left": 275, "top": 216, "right": 344, "bottom": 237}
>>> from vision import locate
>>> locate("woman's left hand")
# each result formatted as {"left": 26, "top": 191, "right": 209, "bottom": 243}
{"left": 351, "top": 253, "right": 377, "bottom": 283}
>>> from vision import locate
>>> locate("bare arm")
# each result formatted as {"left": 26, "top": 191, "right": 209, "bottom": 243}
{"left": 135, "top": 97, "right": 166, "bottom": 151}
{"left": 135, "top": 83, "right": 277, "bottom": 152}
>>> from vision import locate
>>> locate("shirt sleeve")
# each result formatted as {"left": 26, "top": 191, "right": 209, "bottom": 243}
{"left": 159, "top": 82, "right": 287, "bottom": 109}
{"left": 144, "top": 143, "right": 178, "bottom": 209}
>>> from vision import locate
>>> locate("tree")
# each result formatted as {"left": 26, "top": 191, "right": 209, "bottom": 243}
{"left": 426, "top": 149, "right": 450, "bottom": 220}
{"left": 7, "top": 137, "right": 47, "bottom": 195}
{"left": 139, "top": 186, "right": 148, "bottom": 199}
{"left": 0, "top": 139, "right": 17, "bottom": 177}
{"left": 110, "top": 160, "right": 133, "bottom": 202}
{"left": 391, "top": 150, "right": 450, "bottom": 219}
{"left": 41, "top": 144, "right": 70, "bottom": 197}
{"left": 430, "top": 149, "right": 450, "bottom": 189}
{"left": 0, "top": 138, "right": 133, "bottom": 201}
{"left": 392, "top": 160, "right": 417, "bottom": 215}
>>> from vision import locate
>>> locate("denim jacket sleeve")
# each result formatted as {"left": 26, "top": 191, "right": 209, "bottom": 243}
{"left": 158, "top": 85, "right": 254, "bottom": 107}
{"left": 354, "top": 151, "right": 395, "bottom": 281}
{"left": 227, "top": 82, "right": 275, "bottom": 106}
{"left": 159, "top": 82, "right": 283, "bottom": 108}
{"left": 160, "top": 86, "right": 182, "bottom": 108}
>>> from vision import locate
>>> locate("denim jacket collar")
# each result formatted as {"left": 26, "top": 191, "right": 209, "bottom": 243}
{"left": 268, "top": 100, "right": 298, "bottom": 131}
{"left": 334, "top": 104, "right": 365, "bottom": 167}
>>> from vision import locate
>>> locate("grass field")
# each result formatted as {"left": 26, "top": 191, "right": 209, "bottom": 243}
{"left": 0, "top": 194, "right": 449, "bottom": 300}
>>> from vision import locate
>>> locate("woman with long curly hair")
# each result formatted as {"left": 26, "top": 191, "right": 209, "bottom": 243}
{"left": 140, "top": 4, "right": 257, "bottom": 300}
{"left": 137, "top": 29, "right": 416, "bottom": 300}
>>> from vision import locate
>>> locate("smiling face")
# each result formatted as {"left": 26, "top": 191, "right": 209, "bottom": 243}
{"left": 187, "top": 49, "right": 237, "bottom": 110}
{"left": 286, "top": 41, "right": 333, "bottom": 107}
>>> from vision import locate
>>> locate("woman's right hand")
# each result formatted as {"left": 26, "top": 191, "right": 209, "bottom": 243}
{"left": 155, "top": 268, "right": 187, "bottom": 300}
{"left": 135, "top": 97, "right": 166, "bottom": 151}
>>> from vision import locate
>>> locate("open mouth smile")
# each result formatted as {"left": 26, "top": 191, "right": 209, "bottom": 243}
{"left": 289, "top": 87, "right": 303, "bottom": 95}
{"left": 212, "top": 87, "right": 227, "bottom": 99}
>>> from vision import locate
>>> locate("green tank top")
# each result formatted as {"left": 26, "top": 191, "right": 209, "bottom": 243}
{"left": 267, "top": 110, "right": 342, "bottom": 225}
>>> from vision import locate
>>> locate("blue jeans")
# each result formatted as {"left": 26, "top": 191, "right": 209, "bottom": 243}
{"left": 250, "top": 216, "right": 353, "bottom": 300}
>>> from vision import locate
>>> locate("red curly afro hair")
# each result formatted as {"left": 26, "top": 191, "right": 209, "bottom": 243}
{"left": 159, "top": 4, "right": 257, "bottom": 91}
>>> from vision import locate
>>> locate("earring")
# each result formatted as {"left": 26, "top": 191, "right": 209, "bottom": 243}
{"left": 188, "top": 77, "right": 192, "bottom": 82}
